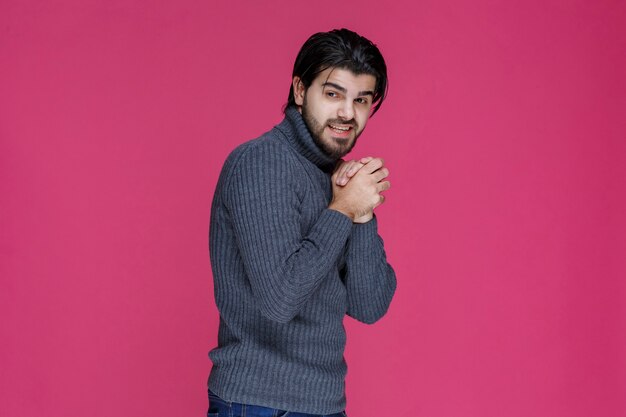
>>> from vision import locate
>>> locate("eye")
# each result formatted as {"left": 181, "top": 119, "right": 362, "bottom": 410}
{"left": 355, "top": 97, "right": 369, "bottom": 105}
{"left": 326, "top": 91, "right": 337, "bottom": 98}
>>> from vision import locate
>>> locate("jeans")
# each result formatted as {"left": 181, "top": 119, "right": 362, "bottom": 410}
{"left": 208, "top": 389, "right": 348, "bottom": 417}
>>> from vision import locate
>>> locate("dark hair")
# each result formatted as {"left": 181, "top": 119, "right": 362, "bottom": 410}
{"left": 285, "top": 28, "right": 388, "bottom": 116}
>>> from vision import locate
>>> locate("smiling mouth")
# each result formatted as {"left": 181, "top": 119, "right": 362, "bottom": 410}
{"left": 328, "top": 123, "right": 353, "bottom": 134}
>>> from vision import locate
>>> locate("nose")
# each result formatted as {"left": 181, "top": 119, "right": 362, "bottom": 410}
{"left": 337, "top": 100, "right": 355, "bottom": 121}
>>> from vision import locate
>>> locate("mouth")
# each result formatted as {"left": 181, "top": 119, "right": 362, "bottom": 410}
{"left": 327, "top": 123, "right": 354, "bottom": 137}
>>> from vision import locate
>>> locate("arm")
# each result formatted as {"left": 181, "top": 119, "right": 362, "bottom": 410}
{"left": 224, "top": 145, "right": 353, "bottom": 323}
{"left": 332, "top": 158, "right": 397, "bottom": 323}
{"left": 342, "top": 215, "right": 397, "bottom": 324}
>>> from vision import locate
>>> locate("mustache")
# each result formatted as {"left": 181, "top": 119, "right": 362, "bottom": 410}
{"left": 326, "top": 119, "right": 357, "bottom": 127}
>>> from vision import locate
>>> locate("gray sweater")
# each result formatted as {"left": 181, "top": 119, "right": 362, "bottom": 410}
{"left": 208, "top": 106, "right": 397, "bottom": 414}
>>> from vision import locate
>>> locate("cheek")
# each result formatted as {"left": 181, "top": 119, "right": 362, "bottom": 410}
{"left": 356, "top": 112, "right": 369, "bottom": 129}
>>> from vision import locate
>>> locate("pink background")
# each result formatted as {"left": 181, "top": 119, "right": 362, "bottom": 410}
{"left": 1, "top": 1, "right": 625, "bottom": 416}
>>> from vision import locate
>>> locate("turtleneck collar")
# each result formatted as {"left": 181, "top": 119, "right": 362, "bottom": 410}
{"left": 276, "top": 106, "right": 338, "bottom": 173}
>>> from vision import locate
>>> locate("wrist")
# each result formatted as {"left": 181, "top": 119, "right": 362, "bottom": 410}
{"left": 353, "top": 212, "right": 373, "bottom": 224}
{"left": 328, "top": 202, "right": 355, "bottom": 221}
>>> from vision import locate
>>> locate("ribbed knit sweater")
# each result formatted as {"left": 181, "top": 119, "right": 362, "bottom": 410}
{"left": 207, "top": 106, "right": 397, "bottom": 414}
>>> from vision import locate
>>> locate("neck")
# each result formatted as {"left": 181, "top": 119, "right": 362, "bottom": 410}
{"left": 278, "top": 106, "right": 338, "bottom": 172}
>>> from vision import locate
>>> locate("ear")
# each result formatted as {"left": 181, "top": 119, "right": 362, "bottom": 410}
{"left": 292, "top": 76, "right": 305, "bottom": 106}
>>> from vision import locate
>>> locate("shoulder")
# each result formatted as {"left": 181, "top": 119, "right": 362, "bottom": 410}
{"left": 219, "top": 128, "right": 302, "bottom": 198}
{"left": 226, "top": 127, "right": 302, "bottom": 174}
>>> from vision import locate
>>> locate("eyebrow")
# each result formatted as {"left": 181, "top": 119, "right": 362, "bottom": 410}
{"left": 321, "top": 82, "right": 374, "bottom": 97}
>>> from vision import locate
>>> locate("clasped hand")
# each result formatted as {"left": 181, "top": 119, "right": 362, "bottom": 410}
{"left": 329, "top": 157, "right": 391, "bottom": 223}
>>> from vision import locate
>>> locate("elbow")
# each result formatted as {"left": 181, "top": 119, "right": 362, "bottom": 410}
{"left": 257, "top": 297, "right": 300, "bottom": 324}
{"left": 349, "top": 304, "right": 390, "bottom": 325}
{"left": 260, "top": 308, "right": 296, "bottom": 324}
{"left": 250, "top": 269, "right": 318, "bottom": 324}
{"left": 348, "top": 272, "right": 397, "bottom": 325}
{"left": 347, "top": 289, "right": 394, "bottom": 324}
{"left": 354, "top": 313, "right": 381, "bottom": 325}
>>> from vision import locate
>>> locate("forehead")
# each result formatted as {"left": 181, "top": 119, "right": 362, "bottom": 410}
{"left": 312, "top": 67, "right": 376, "bottom": 93}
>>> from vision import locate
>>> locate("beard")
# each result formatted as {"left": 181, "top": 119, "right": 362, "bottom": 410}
{"left": 301, "top": 95, "right": 361, "bottom": 159}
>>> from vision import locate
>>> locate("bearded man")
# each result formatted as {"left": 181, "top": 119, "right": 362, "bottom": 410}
{"left": 207, "top": 28, "right": 397, "bottom": 417}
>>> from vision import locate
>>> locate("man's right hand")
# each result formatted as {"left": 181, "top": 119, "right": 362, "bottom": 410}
{"left": 328, "top": 157, "right": 390, "bottom": 222}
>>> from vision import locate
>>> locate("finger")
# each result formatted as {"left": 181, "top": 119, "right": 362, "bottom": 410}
{"left": 376, "top": 180, "right": 391, "bottom": 193}
{"left": 359, "top": 156, "right": 374, "bottom": 164}
{"left": 361, "top": 157, "right": 385, "bottom": 174}
{"left": 333, "top": 159, "right": 348, "bottom": 179}
{"left": 346, "top": 161, "right": 365, "bottom": 178}
{"left": 336, "top": 161, "right": 355, "bottom": 185}
{"left": 373, "top": 193, "right": 386, "bottom": 209}
{"left": 372, "top": 167, "right": 389, "bottom": 183}
{"left": 343, "top": 161, "right": 359, "bottom": 183}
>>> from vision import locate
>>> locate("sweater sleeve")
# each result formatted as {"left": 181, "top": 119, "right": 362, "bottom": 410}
{"left": 223, "top": 145, "right": 353, "bottom": 323}
{"left": 342, "top": 214, "right": 397, "bottom": 324}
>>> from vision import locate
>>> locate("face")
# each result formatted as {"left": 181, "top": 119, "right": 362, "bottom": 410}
{"left": 293, "top": 67, "right": 376, "bottom": 159}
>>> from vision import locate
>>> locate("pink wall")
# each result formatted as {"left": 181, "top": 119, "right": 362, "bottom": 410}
{"left": 1, "top": 1, "right": 624, "bottom": 416}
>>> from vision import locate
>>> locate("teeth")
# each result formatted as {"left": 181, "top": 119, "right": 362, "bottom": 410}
{"left": 329, "top": 124, "right": 350, "bottom": 131}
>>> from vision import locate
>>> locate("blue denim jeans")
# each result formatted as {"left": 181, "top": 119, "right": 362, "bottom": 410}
{"left": 208, "top": 389, "right": 347, "bottom": 417}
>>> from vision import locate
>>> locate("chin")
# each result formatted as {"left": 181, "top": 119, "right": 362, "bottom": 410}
{"left": 329, "top": 144, "right": 356, "bottom": 159}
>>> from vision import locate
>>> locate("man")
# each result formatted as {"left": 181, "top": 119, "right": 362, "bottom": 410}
{"left": 207, "top": 28, "right": 397, "bottom": 417}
